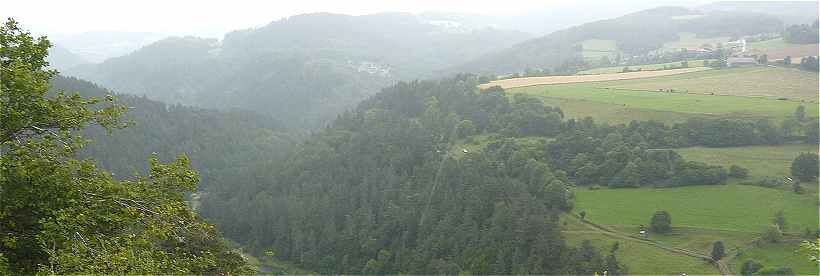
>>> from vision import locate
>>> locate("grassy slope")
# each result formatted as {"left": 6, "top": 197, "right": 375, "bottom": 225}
{"left": 581, "top": 39, "right": 618, "bottom": 60}
{"left": 663, "top": 32, "right": 729, "bottom": 50}
{"left": 448, "top": 135, "right": 547, "bottom": 159}
{"left": 734, "top": 242, "right": 819, "bottom": 275}
{"left": 563, "top": 231, "right": 720, "bottom": 275}
{"left": 573, "top": 185, "right": 817, "bottom": 233}
{"left": 511, "top": 83, "right": 815, "bottom": 125}
{"left": 677, "top": 144, "right": 819, "bottom": 181}
{"left": 507, "top": 67, "right": 818, "bottom": 125}
{"left": 605, "top": 67, "right": 820, "bottom": 101}
{"left": 749, "top": 38, "right": 792, "bottom": 51}
{"left": 559, "top": 215, "right": 719, "bottom": 275}
{"left": 748, "top": 37, "right": 820, "bottom": 60}
{"left": 578, "top": 60, "right": 711, "bottom": 75}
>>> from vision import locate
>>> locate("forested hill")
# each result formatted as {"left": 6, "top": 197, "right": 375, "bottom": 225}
{"left": 64, "top": 12, "right": 528, "bottom": 129}
{"left": 198, "top": 73, "right": 798, "bottom": 274}
{"left": 449, "top": 6, "right": 783, "bottom": 75}
{"left": 49, "top": 75, "right": 298, "bottom": 192}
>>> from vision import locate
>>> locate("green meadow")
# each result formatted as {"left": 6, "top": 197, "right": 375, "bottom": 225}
{"left": 510, "top": 83, "right": 815, "bottom": 124}
{"left": 677, "top": 144, "right": 818, "bottom": 181}
{"left": 573, "top": 185, "right": 817, "bottom": 233}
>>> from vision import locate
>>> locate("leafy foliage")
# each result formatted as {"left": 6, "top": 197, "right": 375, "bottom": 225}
{"left": 711, "top": 240, "right": 726, "bottom": 260}
{"left": 782, "top": 21, "right": 819, "bottom": 44}
{"left": 650, "top": 211, "right": 672, "bottom": 234}
{"left": 0, "top": 18, "right": 249, "bottom": 274}
{"left": 790, "top": 152, "right": 818, "bottom": 182}
{"left": 741, "top": 259, "right": 764, "bottom": 275}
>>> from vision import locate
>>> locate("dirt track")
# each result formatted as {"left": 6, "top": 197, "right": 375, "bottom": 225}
{"left": 479, "top": 67, "right": 711, "bottom": 90}
{"left": 565, "top": 214, "right": 732, "bottom": 275}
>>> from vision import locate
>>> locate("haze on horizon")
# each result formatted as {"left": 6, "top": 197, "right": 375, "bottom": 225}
{"left": 2, "top": 0, "right": 797, "bottom": 38}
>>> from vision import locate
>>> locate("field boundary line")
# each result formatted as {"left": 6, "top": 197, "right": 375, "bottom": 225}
{"left": 566, "top": 213, "right": 731, "bottom": 275}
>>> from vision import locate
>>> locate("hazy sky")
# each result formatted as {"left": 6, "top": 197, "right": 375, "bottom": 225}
{"left": 0, "top": 0, "right": 793, "bottom": 38}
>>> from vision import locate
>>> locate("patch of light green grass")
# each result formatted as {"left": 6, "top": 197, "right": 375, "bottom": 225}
{"left": 735, "top": 242, "right": 819, "bottom": 275}
{"left": 676, "top": 144, "right": 819, "bottom": 181}
{"left": 510, "top": 83, "right": 816, "bottom": 124}
{"left": 573, "top": 185, "right": 818, "bottom": 233}
{"left": 563, "top": 231, "right": 720, "bottom": 275}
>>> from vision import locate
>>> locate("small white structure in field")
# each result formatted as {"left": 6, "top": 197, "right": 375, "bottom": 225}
{"left": 462, "top": 149, "right": 469, "bottom": 154}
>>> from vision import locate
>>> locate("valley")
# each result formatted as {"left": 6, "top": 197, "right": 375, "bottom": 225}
{"left": 2, "top": 1, "right": 818, "bottom": 275}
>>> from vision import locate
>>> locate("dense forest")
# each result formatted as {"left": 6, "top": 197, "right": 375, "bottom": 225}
{"left": 4, "top": 2, "right": 818, "bottom": 274}
{"left": 199, "top": 76, "right": 623, "bottom": 274}
{"left": 49, "top": 76, "right": 297, "bottom": 191}
{"left": 782, "top": 21, "right": 820, "bottom": 44}
{"left": 65, "top": 13, "right": 528, "bottom": 129}
{"left": 197, "top": 74, "right": 814, "bottom": 273}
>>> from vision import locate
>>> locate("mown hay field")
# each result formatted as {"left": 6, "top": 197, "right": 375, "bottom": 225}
{"left": 577, "top": 60, "right": 712, "bottom": 75}
{"left": 481, "top": 67, "right": 710, "bottom": 89}
{"left": 603, "top": 67, "right": 819, "bottom": 101}
{"left": 510, "top": 82, "right": 817, "bottom": 124}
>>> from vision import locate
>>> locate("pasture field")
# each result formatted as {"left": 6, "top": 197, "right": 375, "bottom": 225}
{"left": 563, "top": 231, "right": 720, "bottom": 275}
{"left": 663, "top": 32, "right": 729, "bottom": 50}
{"left": 734, "top": 242, "right": 819, "bottom": 275}
{"left": 749, "top": 38, "right": 792, "bottom": 51}
{"left": 603, "top": 66, "right": 820, "bottom": 101}
{"left": 481, "top": 67, "right": 710, "bottom": 89}
{"left": 581, "top": 39, "right": 618, "bottom": 61}
{"left": 676, "top": 144, "right": 819, "bottom": 181}
{"left": 511, "top": 83, "right": 817, "bottom": 124}
{"left": 577, "top": 59, "right": 711, "bottom": 75}
{"left": 748, "top": 38, "right": 820, "bottom": 60}
{"left": 530, "top": 95, "right": 712, "bottom": 124}
{"left": 573, "top": 185, "right": 818, "bottom": 233}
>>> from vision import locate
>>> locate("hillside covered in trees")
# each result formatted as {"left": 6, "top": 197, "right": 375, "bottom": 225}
{"left": 64, "top": 13, "right": 529, "bottom": 129}
{"left": 49, "top": 76, "right": 298, "bottom": 192}
{"left": 195, "top": 72, "right": 814, "bottom": 273}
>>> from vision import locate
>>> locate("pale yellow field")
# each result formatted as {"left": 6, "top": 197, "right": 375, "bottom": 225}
{"left": 480, "top": 67, "right": 711, "bottom": 89}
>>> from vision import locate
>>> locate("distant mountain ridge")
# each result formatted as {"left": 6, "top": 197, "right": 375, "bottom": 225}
{"left": 448, "top": 6, "right": 786, "bottom": 75}
{"left": 52, "top": 31, "right": 167, "bottom": 63}
{"left": 64, "top": 12, "right": 529, "bottom": 129}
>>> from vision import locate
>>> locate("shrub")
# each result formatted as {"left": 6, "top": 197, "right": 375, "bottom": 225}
{"left": 740, "top": 260, "right": 763, "bottom": 276}
{"left": 757, "top": 266, "right": 793, "bottom": 275}
{"left": 650, "top": 211, "right": 671, "bottom": 234}
{"left": 763, "top": 224, "right": 783, "bottom": 243}
{"left": 791, "top": 153, "right": 819, "bottom": 182}
{"left": 729, "top": 165, "right": 749, "bottom": 178}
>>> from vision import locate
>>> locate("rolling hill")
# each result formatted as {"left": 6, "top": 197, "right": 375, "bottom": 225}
{"left": 64, "top": 12, "right": 529, "bottom": 129}
{"left": 450, "top": 6, "right": 784, "bottom": 75}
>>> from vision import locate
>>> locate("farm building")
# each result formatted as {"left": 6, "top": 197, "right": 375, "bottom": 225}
{"left": 726, "top": 39, "right": 747, "bottom": 52}
{"left": 727, "top": 57, "right": 758, "bottom": 67}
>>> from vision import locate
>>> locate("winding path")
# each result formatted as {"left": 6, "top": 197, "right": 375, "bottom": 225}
{"left": 565, "top": 214, "right": 732, "bottom": 275}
